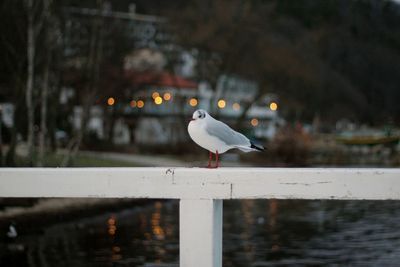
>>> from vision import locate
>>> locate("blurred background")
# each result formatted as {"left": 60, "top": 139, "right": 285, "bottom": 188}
{"left": 1, "top": 0, "right": 400, "bottom": 168}
{"left": 1, "top": 0, "right": 400, "bottom": 266}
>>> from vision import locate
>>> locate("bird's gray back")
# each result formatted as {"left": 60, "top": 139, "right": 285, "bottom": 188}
{"left": 205, "top": 118, "right": 250, "bottom": 146}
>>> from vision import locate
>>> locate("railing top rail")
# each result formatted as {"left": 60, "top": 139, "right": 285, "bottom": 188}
{"left": 1, "top": 167, "right": 399, "bottom": 200}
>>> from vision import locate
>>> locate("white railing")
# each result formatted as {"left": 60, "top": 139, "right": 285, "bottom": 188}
{"left": 1, "top": 167, "right": 400, "bottom": 267}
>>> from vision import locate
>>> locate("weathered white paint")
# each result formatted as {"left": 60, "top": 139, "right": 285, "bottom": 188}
{"left": 180, "top": 199, "right": 222, "bottom": 267}
{"left": 1, "top": 167, "right": 400, "bottom": 267}
{"left": 1, "top": 168, "right": 400, "bottom": 200}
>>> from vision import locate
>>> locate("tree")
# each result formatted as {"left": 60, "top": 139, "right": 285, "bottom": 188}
{"left": 38, "top": 0, "right": 55, "bottom": 166}
{"left": 165, "top": 0, "right": 400, "bottom": 124}
{"left": 25, "top": 0, "right": 36, "bottom": 165}
{"left": 61, "top": 0, "right": 106, "bottom": 166}
{"left": 0, "top": 1, "right": 29, "bottom": 166}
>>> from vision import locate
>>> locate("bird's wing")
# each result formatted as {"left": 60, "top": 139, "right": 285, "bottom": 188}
{"left": 205, "top": 119, "right": 250, "bottom": 147}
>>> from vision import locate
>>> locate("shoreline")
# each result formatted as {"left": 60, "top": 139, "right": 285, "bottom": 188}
{"left": 0, "top": 198, "right": 152, "bottom": 238}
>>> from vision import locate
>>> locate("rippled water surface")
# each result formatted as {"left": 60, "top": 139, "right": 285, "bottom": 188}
{"left": 2, "top": 200, "right": 400, "bottom": 266}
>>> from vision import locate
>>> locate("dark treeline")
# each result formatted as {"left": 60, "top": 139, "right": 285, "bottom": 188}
{"left": 163, "top": 0, "right": 400, "bottom": 124}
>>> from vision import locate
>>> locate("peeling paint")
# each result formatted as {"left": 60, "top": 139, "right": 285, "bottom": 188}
{"left": 280, "top": 182, "right": 311, "bottom": 186}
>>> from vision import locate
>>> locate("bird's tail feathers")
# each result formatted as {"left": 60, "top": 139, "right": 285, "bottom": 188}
{"left": 234, "top": 142, "right": 265, "bottom": 153}
{"left": 250, "top": 141, "right": 265, "bottom": 152}
{"left": 234, "top": 145, "right": 255, "bottom": 152}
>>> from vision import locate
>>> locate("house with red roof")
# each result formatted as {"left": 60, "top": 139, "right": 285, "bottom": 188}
{"left": 120, "top": 70, "right": 207, "bottom": 146}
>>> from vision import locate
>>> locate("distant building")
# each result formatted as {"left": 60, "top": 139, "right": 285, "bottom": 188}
{"left": 63, "top": 5, "right": 283, "bottom": 146}
{"left": 122, "top": 70, "right": 201, "bottom": 145}
{"left": 117, "top": 73, "right": 283, "bottom": 145}
{"left": 73, "top": 106, "right": 104, "bottom": 139}
{"left": 212, "top": 75, "right": 282, "bottom": 140}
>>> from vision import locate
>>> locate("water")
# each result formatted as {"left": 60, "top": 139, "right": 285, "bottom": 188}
{"left": 2, "top": 200, "right": 400, "bottom": 266}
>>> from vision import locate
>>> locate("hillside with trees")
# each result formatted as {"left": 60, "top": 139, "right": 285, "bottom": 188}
{"left": 164, "top": 0, "right": 400, "bottom": 124}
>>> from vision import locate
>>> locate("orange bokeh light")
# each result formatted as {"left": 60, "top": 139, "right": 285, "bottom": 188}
{"left": 189, "top": 98, "right": 198, "bottom": 107}
{"left": 250, "top": 118, "right": 259, "bottom": 127}
{"left": 107, "top": 97, "right": 115, "bottom": 106}
{"left": 163, "top": 92, "right": 171, "bottom": 101}
{"left": 232, "top": 103, "right": 240, "bottom": 110}
{"left": 137, "top": 100, "right": 144, "bottom": 108}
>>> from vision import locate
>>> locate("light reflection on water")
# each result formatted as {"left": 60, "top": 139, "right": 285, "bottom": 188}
{"left": 2, "top": 200, "right": 400, "bottom": 266}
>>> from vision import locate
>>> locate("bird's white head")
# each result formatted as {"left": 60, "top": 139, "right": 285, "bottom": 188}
{"left": 191, "top": 109, "right": 208, "bottom": 121}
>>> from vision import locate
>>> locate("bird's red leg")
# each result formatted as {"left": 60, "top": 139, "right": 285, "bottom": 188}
{"left": 215, "top": 150, "right": 219, "bottom": 168}
{"left": 207, "top": 151, "right": 212, "bottom": 168}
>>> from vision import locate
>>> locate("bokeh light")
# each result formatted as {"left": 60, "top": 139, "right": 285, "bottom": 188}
{"left": 152, "top": 92, "right": 160, "bottom": 99}
{"left": 107, "top": 215, "right": 117, "bottom": 236}
{"left": 217, "top": 99, "right": 226, "bottom": 109}
{"left": 251, "top": 118, "right": 259, "bottom": 127}
{"left": 137, "top": 100, "right": 144, "bottom": 108}
{"left": 189, "top": 98, "right": 198, "bottom": 107}
{"left": 130, "top": 100, "right": 137, "bottom": 108}
{"left": 232, "top": 102, "right": 241, "bottom": 110}
{"left": 154, "top": 96, "right": 163, "bottom": 105}
{"left": 270, "top": 102, "right": 278, "bottom": 111}
{"left": 107, "top": 97, "right": 115, "bottom": 106}
{"left": 163, "top": 92, "right": 171, "bottom": 101}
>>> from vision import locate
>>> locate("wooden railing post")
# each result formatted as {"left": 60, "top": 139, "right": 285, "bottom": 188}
{"left": 180, "top": 199, "right": 223, "bottom": 267}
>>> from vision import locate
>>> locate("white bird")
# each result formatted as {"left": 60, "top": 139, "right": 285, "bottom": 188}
{"left": 188, "top": 109, "right": 264, "bottom": 168}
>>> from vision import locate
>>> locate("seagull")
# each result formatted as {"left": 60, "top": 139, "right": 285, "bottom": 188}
{"left": 188, "top": 109, "right": 264, "bottom": 168}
